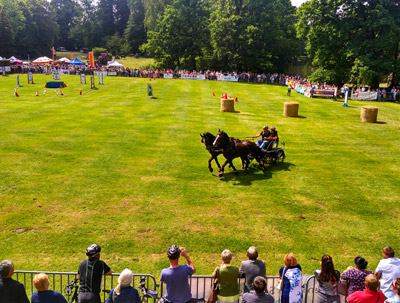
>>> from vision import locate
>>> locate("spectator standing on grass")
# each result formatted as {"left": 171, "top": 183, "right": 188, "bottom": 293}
{"left": 279, "top": 253, "right": 302, "bottom": 303}
{"left": 314, "top": 255, "right": 340, "bottom": 303}
{"left": 212, "top": 249, "right": 240, "bottom": 303}
{"left": 385, "top": 279, "right": 400, "bottom": 303}
{"left": 347, "top": 274, "right": 384, "bottom": 303}
{"left": 160, "top": 246, "right": 195, "bottom": 303}
{"left": 0, "top": 260, "right": 29, "bottom": 303}
{"left": 242, "top": 276, "right": 274, "bottom": 303}
{"left": 239, "top": 247, "right": 266, "bottom": 293}
{"left": 31, "top": 273, "right": 67, "bottom": 303}
{"left": 375, "top": 247, "right": 400, "bottom": 299}
{"left": 105, "top": 268, "right": 140, "bottom": 303}
{"left": 341, "top": 257, "right": 373, "bottom": 295}
{"left": 78, "top": 244, "right": 112, "bottom": 303}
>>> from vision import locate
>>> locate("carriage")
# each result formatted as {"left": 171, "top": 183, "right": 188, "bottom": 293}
{"left": 258, "top": 141, "right": 286, "bottom": 166}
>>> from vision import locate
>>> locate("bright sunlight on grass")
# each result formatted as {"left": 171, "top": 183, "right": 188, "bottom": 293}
{"left": 0, "top": 74, "right": 399, "bottom": 277}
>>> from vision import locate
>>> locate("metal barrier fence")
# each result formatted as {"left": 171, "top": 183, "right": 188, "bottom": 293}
{"left": 14, "top": 271, "right": 318, "bottom": 303}
{"left": 14, "top": 271, "right": 158, "bottom": 302}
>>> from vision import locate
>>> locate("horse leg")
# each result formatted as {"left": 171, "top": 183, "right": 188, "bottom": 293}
{"left": 254, "top": 154, "right": 265, "bottom": 171}
{"left": 208, "top": 156, "right": 214, "bottom": 172}
{"left": 242, "top": 157, "right": 249, "bottom": 175}
{"left": 214, "top": 155, "right": 222, "bottom": 170}
{"left": 229, "top": 160, "right": 238, "bottom": 175}
{"left": 219, "top": 160, "right": 229, "bottom": 177}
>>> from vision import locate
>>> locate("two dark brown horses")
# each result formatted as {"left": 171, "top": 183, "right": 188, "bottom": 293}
{"left": 210, "top": 130, "right": 264, "bottom": 177}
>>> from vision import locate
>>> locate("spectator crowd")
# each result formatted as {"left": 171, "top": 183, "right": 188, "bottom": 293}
{"left": 1, "top": 246, "right": 400, "bottom": 303}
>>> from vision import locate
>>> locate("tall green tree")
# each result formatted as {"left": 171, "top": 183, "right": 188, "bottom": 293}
{"left": 209, "top": 0, "right": 298, "bottom": 72}
{"left": 50, "top": 0, "right": 80, "bottom": 50}
{"left": 114, "top": 0, "right": 130, "bottom": 36}
{"left": 69, "top": 0, "right": 99, "bottom": 48}
{"left": 297, "top": 0, "right": 400, "bottom": 86}
{"left": 143, "top": 0, "right": 172, "bottom": 32}
{"left": 142, "top": 0, "right": 210, "bottom": 70}
{"left": 97, "top": 0, "right": 115, "bottom": 39}
{"left": 0, "top": 4, "right": 15, "bottom": 57}
{"left": 125, "top": 0, "right": 146, "bottom": 54}
{"left": 12, "top": 0, "right": 59, "bottom": 58}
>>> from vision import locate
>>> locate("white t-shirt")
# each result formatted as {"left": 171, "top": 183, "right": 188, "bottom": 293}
{"left": 375, "top": 258, "right": 400, "bottom": 298}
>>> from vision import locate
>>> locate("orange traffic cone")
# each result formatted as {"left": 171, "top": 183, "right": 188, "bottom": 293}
{"left": 14, "top": 92, "right": 19, "bottom": 97}
{"left": 153, "top": 77, "right": 155, "bottom": 80}
{"left": 223, "top": 92, "right": 227, "bottom": 99}
{"left": 60, "top": 91, "right": 64, "bottom": 96}
{"left": 235, "top": 97, "right": 238, "bottom": 102}
{"left": 79, "top": 90, "right": 82, "bottom": 95}
{"left": 35, "top": 91, "right": 39, "bottom": 97}
{"left": 212, "top": 92, "right": 215, "bottom": 96}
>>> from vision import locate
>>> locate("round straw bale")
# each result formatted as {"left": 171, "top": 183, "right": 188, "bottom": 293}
{"left": 360, "top": 106, "right": 378, "bottom": 123}
{"left": 283, "top": 101, "right": 299, "bottom": 117}
{"left": 220, "top": 98, "right": 235, "bottom": 112}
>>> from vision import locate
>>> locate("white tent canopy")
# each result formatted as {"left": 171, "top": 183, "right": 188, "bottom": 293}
{"left": 9, "top": 56, "right": 23, "bottom": 64}
{"left": 32, "top": 56, "right": 53, "bottom": 64}
{"left": 56, "top": 57, "right": 70, "bottom": 63}
{"left": 107, "top": 60, "right": 124, "bottom": 67}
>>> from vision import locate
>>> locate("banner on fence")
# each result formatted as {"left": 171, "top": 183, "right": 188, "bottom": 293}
{"left": 351, "top": 91, "right": 377, "bottom": 100}
{"left": 311, "top": 89, "right": 336, "bottom": 98}
{"left": 107, "top": 71, "right": 117, "bottom": 76}
{"left": 0, "top": 67, "right": 11, "bottom": 73}
{"left": 217, "top": 75, "right": 239, "bottom": 82}
{"left": 181, "top": 74, "right": 205, "bottom": 80}
{"left": 163, "top": 74, "right": 173, "bottom": 79}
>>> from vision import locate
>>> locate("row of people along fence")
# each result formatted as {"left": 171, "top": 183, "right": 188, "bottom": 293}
{"left": 3, "top": 64, "right": 397, "bottom": 101}
{"left": 12, "top": 270, "right": 320, "bottom": 303}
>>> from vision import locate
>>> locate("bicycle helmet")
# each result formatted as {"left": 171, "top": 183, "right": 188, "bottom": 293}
{"left": 263, "top": 125, "right": 268, "bottom": 130}
{"left": 86, "top": 244, "right": 101, "bottom": 257}
{"left": 270, "top": 126, "right": 276, "bottom": 130}
{"left": 167, "top": 245, "right": 181, "bottom": 259}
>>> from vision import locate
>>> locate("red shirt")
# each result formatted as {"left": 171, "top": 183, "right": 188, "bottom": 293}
{"left": 348, "top": 289, "right": 385, "bottom": 303}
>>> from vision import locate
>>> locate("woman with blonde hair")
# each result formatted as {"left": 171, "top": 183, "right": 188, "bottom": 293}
{"left": 31, "top": 273, "right": 67, "bottom": 303}
{"left": 212, "top": 249, "right": 240, "bottom": 303}
{"left": 279, "top": 253, "right": 302, "bottom": 303}
{"left": 105, "top": 268, "right": 140, "bottom": 303}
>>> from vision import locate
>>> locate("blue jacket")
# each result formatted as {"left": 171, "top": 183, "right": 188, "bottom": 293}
{"left": 105, "top": 285, "right": 140, "bottom": 303}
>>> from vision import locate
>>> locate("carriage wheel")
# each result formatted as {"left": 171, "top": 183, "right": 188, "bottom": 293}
{"left": 276, "top": 150, "right": 285, "bottom": 164}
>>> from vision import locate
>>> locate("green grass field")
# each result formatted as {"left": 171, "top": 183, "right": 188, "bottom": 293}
{"left": 0, "top": 74, "right": 399, "bottom": 278}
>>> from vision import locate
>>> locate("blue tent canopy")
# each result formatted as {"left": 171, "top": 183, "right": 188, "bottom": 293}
{"left": 66, "top": 58, "right": 86, "bottom": 66}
